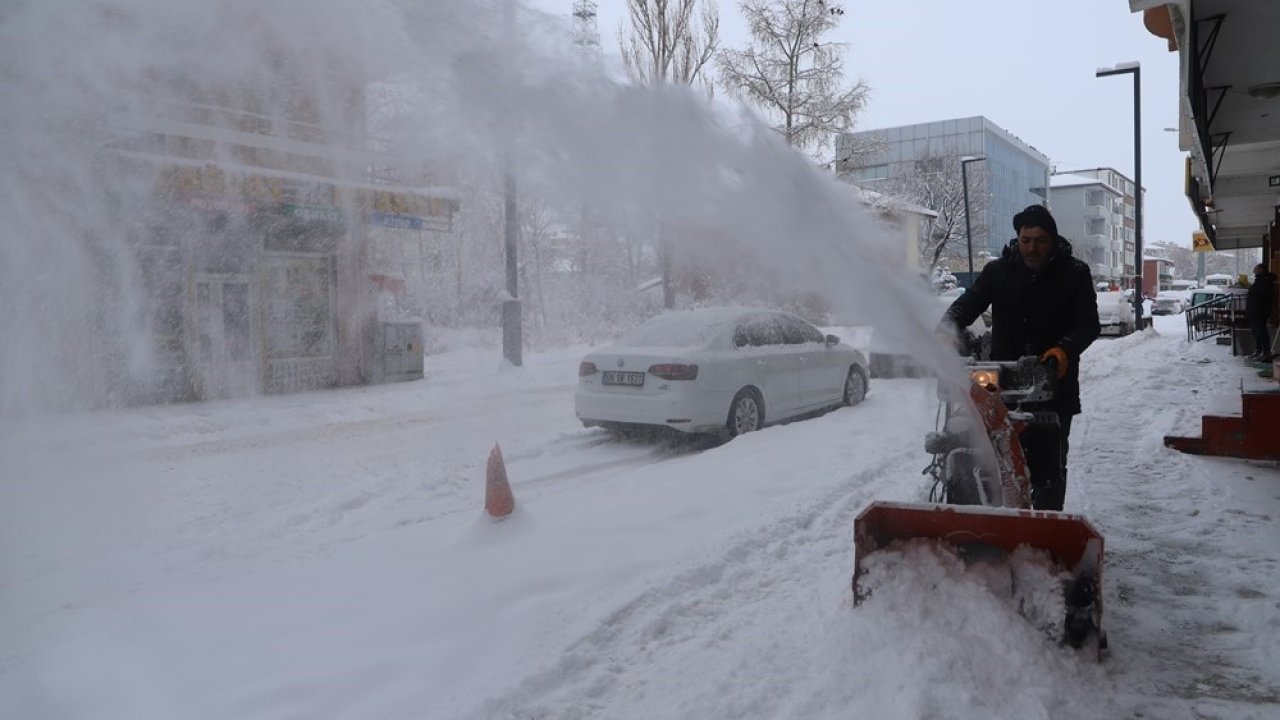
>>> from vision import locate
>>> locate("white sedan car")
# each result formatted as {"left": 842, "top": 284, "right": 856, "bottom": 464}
{"left": 1151, "top": 291, "right": 1186, "bottom": 315}
{"left": 575, "top": 307, "right": 870, "bottom": 437}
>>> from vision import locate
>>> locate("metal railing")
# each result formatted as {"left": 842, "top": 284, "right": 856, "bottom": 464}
{"left": 1185, "top": 293, "right": 1246, "bottom": 344}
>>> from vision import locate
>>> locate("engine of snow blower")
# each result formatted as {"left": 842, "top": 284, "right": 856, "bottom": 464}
{"left": 852, "top": 355, "right": 1106, "bottom": 658}
{"left": 924, "top": 356, "right": 1060, "bottom": 510}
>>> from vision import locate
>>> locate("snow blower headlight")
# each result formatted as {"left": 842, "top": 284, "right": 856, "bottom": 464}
{"left": 969, "top": 369, "right": 1000, "bottom": 391}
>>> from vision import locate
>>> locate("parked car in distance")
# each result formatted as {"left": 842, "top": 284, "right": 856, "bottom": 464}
{"left": 575, "top": 307, "right": 869, "bottom": 437}
{"left": 860, "top": 295, "right": 989, "bottom": 377}
{"left": 1188, "top": 286, "right": 1242, "bottom": 308}
{"left": 1151, "top": 291, "right": 1186, "bottom": 315}
{"left": 1097, "top": 291, "right": 1135, "bottom": 336}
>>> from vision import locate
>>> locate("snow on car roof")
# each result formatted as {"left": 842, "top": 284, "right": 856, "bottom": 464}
{"left": 615, "top": 307, "right": 767, "bottom": 348}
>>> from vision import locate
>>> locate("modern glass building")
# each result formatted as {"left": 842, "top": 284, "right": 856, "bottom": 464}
{"left": 835, "top": 116, "right": 1052, "bottom": 258}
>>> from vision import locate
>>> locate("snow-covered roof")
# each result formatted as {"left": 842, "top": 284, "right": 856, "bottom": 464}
{"left": 847, "top": 184, "right": 939, "bottom": 219}
{"left": 1049, "top": 173, "right": 1118, "bottom": 194}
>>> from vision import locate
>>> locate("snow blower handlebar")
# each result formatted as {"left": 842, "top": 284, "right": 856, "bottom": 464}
{"left": 940, "top": 356, "right": 1056, "bottom": 406}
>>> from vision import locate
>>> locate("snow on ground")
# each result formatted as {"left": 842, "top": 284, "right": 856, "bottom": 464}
{"left": 2, "top": 314, "right": 1278, "bottom": 719}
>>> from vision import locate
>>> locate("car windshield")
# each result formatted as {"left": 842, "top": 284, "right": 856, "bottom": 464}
{"left": 615, "top": 311, "right": 732, "bottom": 348}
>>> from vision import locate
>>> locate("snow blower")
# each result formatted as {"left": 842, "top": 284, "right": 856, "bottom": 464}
{"left": 852, "top": 356, "right": 1106, "bottom": 658}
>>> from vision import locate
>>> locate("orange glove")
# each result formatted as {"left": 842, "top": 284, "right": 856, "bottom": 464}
{"left": 1040, "top": 347, "right": 1069, "bottom": 380}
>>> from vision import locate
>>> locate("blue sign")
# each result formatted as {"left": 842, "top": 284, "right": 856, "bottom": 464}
{"left": 370, "top": 212, "right": 425, "bottom": 230}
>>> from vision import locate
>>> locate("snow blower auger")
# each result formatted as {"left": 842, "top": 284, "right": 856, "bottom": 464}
{"left": 852, "top": 356, "right": 1107, "bottom": 658}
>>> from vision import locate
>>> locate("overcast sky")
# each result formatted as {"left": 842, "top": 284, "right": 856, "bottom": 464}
{"left": 526, "top": 0, "right": 1199, "bottom": 250}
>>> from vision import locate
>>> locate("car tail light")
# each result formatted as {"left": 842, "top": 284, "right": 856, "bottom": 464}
{"left": 579, "top": 361, "right": 598, "bottom": 376}
{"left": 648, "top": 363, "right": 698, "bottom": 381}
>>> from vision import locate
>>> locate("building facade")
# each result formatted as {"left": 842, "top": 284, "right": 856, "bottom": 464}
{"left": 101, "top": 75, "right": 456, "bottom": 404}
{"left": 1049, "top": 167, "right": 1140, "bottom": 288}
{"left": 846, "top": 185, "right": 940, "bottom": 272}
{"left": 836, "top": 116, "right": 1052, "bottom": 259}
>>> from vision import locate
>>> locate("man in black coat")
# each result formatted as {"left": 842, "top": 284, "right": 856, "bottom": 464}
{"left": 1245, "top": 263, "right": 1276, "bottom": 360}
{"left": 940, "top": 204, "right": 1101, "bottom": 511}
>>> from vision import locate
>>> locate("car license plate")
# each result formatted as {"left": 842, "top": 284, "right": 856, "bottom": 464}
{"left": 602, "top": 371, "right": 645, "bottom": 386}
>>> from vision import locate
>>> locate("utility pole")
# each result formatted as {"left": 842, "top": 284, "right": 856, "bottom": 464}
{"left": 960, "top": 156, "right": 984, "bottom": 285}
{"left": 501, "top": 0, "right": 522, "bottom": 366}
{"left": 572, "top": 1, "right": 601, "bottom": 65}
{"left": 1096, "top": 62, "right": 1142, "bottom": 331}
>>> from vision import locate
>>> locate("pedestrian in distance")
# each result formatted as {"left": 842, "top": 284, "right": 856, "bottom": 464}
{"left": 1245, "top": 263, "right": 1277, "bottom": 360}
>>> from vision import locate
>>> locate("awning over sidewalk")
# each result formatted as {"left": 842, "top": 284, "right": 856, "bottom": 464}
{"left": 1136, "top": 1, "right": 1280, "bottom": 250}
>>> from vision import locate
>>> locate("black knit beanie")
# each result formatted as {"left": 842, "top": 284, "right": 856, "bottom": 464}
{"left": 1013, "top": 204, "right": 1058, "bottom": 238}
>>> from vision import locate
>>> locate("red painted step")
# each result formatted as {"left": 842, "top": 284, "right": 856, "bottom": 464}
{"left": 1164, "top": 392, "right": 1280, "bottom": 461}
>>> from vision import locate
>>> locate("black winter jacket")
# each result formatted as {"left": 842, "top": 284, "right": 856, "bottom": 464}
{"left": 943, "top": 237, "right": 1101, "bottom": 416}
{"left": 1246, "top": 271, "right": 1276, "bottom": 321}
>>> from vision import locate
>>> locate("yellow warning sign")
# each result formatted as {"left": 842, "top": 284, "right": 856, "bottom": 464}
{"left": 1192, "top": 231, "right": 1214, "bottom": 252}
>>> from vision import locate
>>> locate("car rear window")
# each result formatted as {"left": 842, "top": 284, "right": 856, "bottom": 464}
{"left": 617, "top": 312, "right": 728, "bottom": 347}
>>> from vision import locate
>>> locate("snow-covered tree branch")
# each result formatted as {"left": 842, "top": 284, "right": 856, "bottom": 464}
{"left": 618, "top": 0, "right": 720, "bottom": 94}
{"left": 717, "top": 0, "right": 869, "bottom": 159}
{"left": 881, "top": 154, "right": 989, "bottom": 273}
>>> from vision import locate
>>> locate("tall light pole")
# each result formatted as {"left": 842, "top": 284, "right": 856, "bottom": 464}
{"left": 501, "top": 0, "right": 522, "bottom": 366}
{"left": 1096, "top": 62, "right": 1142, "bottom": 331}
{"left": 959, "top": 155, "right": 984, "bottom": 283}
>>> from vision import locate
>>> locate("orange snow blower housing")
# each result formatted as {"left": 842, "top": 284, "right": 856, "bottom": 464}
{"left": 852, "top": 356, "right": 1106, "bottom": 658}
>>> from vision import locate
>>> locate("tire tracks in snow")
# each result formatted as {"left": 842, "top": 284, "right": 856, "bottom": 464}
{"left": 461, "top": 449, "right": 916, "bottom": 720}
{"left": 121, "top": 385, "right": 574, "bottom": 463}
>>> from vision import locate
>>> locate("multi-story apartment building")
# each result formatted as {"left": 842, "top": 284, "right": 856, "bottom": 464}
{"left": 1049, "top": 167, "right": 1141, "bottom": 288}
{"left": 835, "top": 116, "right": 1052, "bottom": 260}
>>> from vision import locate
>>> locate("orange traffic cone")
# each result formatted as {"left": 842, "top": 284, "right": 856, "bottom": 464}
{"left": 485, "top": 443, "right": 515, "bottom": 518}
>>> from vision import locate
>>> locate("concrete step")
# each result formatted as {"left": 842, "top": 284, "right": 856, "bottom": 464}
{"left": 1163, "top": 391, "right": 1280, "bottom": 461}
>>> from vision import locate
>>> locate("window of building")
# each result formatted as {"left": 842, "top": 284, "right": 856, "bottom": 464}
{"left": 853, "top": 164, "right": 889, "bottom": 181}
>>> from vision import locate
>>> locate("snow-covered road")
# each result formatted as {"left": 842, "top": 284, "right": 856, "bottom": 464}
{"left": 2, "top": 315, "right": 1277, "bottom": 719}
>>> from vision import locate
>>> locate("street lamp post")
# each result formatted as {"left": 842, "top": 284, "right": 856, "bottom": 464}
{"left": 959, "top": 156, "right": 984, "bottom": 282}
{"left": 501, "top": 0, "right": 522, "bottom": 366}
{"left": 1096, "top": 62, "right": 1142, "bottom": 331}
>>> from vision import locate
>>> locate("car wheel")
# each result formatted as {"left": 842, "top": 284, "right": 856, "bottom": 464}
{"left": 726, "top": 388, "right": 763, "bottom": 437}
{"left": 843, "top": 366, "right": 868, "bottom": 406}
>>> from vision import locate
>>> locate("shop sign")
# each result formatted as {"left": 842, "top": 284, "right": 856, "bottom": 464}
{"left": 158, "top": 164, "right": 285, "bottom": 205}
{"left": 362, "top": 189, "right": 451, "bottom": 218}
{"left": 370, "top": 212, "right": 424, "bottom": 230}
{"left": 282, "top": 204, "right": 344, "bottom": 224}
{"left": 183, "top": 196, "right": 258, "bottom": 215}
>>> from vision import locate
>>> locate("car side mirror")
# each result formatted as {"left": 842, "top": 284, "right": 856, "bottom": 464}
{"left": 825, "top": 334, "right": 840, "bottom": 346}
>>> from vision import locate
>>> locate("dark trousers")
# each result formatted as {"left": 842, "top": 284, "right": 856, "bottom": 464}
{"left": 1250, "top": 316, "right": 1271, "bottom": 357}
{"left": 1021, "top": 411, "right": 1072, "bottom": 511}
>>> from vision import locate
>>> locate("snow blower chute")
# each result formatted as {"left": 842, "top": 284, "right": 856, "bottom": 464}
{"left": 852, "top": 356, "right": 1106, "bottom": 657}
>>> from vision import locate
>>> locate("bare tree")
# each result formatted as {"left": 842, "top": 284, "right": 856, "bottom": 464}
{"left": 618, "top": 1, "right": 721, "bottom": 307}
{"left": 831, "top": 130, "right": 886, "bottom": 173}
{"left": 618, "top": 0, "right": 720, "bottom": 92}
{"left": 718, "top": 0, "right": 869, "bottom": 159}
{"left": 882, "top": 155, "right": 989, "bottom": 273}
{"left": 519, "top": 196, "right": 559, "bottom": 329}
